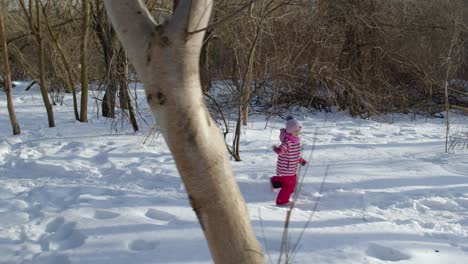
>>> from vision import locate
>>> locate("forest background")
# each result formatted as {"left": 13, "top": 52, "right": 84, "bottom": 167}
{"left": 1, "top": 0, "right": 467, "bottom": 143}
{"left": 1, "top": 1, "right": 468, "bottom": 263}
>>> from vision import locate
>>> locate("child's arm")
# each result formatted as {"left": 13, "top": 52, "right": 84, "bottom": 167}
{"left": 272, "top": 142, "right": 289, "bottom": 155}
{"left": 299, "top": 157, "right": 308, "bottom": 166}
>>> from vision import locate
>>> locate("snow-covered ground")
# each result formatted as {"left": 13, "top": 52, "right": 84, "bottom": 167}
{"left": 1, "top": 82, "right": 467, "bottom": 264}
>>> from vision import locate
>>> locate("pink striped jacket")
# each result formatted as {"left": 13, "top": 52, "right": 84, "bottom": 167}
{"left": 275, "top": 128, "right": 304, "bottom": 176}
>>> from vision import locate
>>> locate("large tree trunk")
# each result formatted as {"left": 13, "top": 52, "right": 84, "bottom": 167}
{"left": 103, "top": 1, "right": 264, "bottom": 263}
{"left": 80, "top": 0, "right": 90, "bottom": 122}
{"left": 0, "top": 9, "right": 20, "bottom": 135}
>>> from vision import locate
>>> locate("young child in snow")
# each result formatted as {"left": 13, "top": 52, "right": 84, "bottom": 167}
{"left": 270, "top": 116, "right": 307, "bottom": 206}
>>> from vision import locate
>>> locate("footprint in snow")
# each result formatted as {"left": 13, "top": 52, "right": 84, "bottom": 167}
{"left": 45, "top": 217, "right": 66, "bottom": 233}
{"left": 366, "top": 243, "right": 410, "bottom": 262}
{"left": 129, "top": 239, "right": 158, "bottom": 251}
{"left": 418, "top": 197, "right": 461, "bottom": 212}
{"left": 93, "top": 210, "right": 120, "bottom": 220}
{"left": 145, "top": 208, "right": 175, "bottom": 223}
{"left": 30, "top": 253, "right": 71, "bottom": 264}
{"left": 40, "top": 217, "right": 86, "bottom": 251}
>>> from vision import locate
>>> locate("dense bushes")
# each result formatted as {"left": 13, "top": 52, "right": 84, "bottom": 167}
{"left": 202, "top": 0, "right": 467, "bottom": 117}
{"left": 2, "top": 0, "right": 467, "bottom": 118}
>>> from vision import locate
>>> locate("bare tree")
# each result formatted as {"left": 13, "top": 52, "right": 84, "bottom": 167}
{"left": 40, "top": 2, "right": 80, "bottom": 120}
{"left": 0, "top": 5, "right": 20, "bottom": 135}
{"left": 231, "top": 1, "right": 265, "bottom": 161}
{"left": 19, "top": 0, "right": 55, "bottom": 127}
{"left": 80, "top": 0, "right": 90, "bottom": 122}
{"left": 103, "top": 1, "right": 264, "bottom": 263}
{"left": 91, "top": 0, "right": 116, "bottom": 118}
{"left": 117, "top": 52, "right": 139, "bottom": 132}
{"left": 92, "top": 1, "right": 129, "bottom": 120}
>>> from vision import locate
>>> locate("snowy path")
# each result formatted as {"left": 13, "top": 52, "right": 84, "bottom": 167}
{"left": 1, "top": 87, "right": 468, "bottom": 263}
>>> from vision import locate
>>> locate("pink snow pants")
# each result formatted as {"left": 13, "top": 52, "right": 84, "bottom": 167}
{"left": 271, "top": 174, "right": 297, "bottom": 205}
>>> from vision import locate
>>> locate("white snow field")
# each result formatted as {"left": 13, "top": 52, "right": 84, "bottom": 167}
{"left": 1, "top": 82, "right": 467, "bottom": 264}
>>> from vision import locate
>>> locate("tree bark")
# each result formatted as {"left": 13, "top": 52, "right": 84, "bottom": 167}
{"left": 80, "top": 0, "right": 90, "bottom": 122}
{"left": 232, "top": 106, "right": 242, "bottom": 161}
{"left": 120, "top": 54, "right": 139, "bottom": 132}
{"left": 117, "top": 49, "right": 129, "bottom": 110}
{"left": 0, "top": 9, "right": 20, "bottom": 135}
{"left": 103, "top": 1, "right": 264, "bottom": 263}
{"left": 126, "top": 86, "right": 139, "bottom": 132}
{"left": 101, "top": 84, "right": 116, "bottom": 118}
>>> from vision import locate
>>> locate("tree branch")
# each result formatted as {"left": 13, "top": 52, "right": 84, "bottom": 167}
{"left": 188, "top": 0, "right": 256, "bottom": 35}
{"left": 448, "top": 87, "right": 468, "bottom": 97}
{"left": 102, "top": 0, "right": 156, "bottom": 73}
{"left": 7, "top": 18, "right": 79, "bottom": 44}
{"left": 451, "top": 105, "right": 468, "bottom": 112}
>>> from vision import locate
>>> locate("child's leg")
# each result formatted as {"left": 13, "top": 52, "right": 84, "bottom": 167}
{"left": 276, "top": 175, "right": 297, "bottom": 205}
{"left": 270, "top": 176, "right": 282, "bottom": 189}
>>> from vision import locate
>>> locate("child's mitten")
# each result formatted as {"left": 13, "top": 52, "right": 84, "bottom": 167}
{"left": 272, "top": 145, "right": 283, "bottom": 154}
{"left": 299, "top": 158, "right": 308, "bottom": 166}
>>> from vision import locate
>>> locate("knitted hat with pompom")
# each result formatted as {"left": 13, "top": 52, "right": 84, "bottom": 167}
{"left": 285, "top": 115, "right": 301, "bottom": 133}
